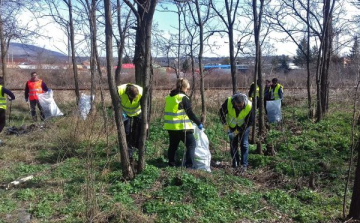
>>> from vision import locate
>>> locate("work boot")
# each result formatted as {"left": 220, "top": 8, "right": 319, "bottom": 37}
{"left": 32, "top": 116, "right": 37, "bottom": 122}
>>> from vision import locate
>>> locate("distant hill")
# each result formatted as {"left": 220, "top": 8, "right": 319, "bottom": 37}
{"left": 8, "top": 42, "right": 67, "bottom": 62}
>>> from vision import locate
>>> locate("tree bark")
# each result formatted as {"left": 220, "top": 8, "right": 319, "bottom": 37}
{"left": 348, "top": 138, "right": 360, "bottom": 219}
{"left": 306, "top": 0, "right": 312, "bottom": 117}
{"left": 68, "top": 0, "right": 80, "bottom": 105}
{"left": 125, "top": 0, "right": 157, "bottom": 172}
{"left": 104, "top": 0, "right": 134, "bottom": 180}
{"left": 0, "top": 13, "right": 7, "bottom": 83}
{"left": 195, "top": 0, "right": 206, "bottom": 124}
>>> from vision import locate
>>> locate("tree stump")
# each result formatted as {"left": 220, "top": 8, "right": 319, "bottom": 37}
{"left": 265, "top": 144, "right": 276, "bottom": 156}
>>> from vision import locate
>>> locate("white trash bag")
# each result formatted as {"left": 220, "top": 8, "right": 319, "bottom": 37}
{"left": 79, "top": 93, "right": 93, "bottom": 120}
{"left": 266, "top": 99, "right": 282, "bottom": 123}
{"left": 37, "top": 89, "right": 63, "bottom": 119}
{"left": 193, "top": 126, "right": 211, "bottom": 172}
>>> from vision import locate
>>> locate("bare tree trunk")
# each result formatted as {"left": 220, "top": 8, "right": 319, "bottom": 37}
{"left": 68, "top": 0, "right": 80, "bottom": 105}
{"left": 104, "top": 0, "right": 134, "bottom": 180}
{"left": 177, "top": 6, "right": 181, "bottom": 78}
{"left": 125, "top": 0, "right": 157, "bottom": 172}
{"left": 195, "top": 0, "right": 206, "bottom": 123}
{"left": 87, "top": 0, "right": 97, "bottom": 112}
{"left": 344, "top": 74, "right": 360, "bottom": 218}
{"left": 115, "top": 0, "right": 131, "bottom": 86}
{"left": 306, "top": 0, "right": 312, "bottom": 117}
{"left": 229, "top": 26, "right": 237, "bottom": 94}
{"left": 316, "top": 0, "right": 335, "bottom": 122}
{"left": 348, "top": 137, "right": 360, "bottom": 220}
{"left": 0, "top": 14, "right": 7, "bottom": 83}
{"left": 251, "top": 0, "right": 265, "bottom": 145}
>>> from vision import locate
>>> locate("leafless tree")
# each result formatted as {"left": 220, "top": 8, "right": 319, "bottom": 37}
{"left": 210, "top": 0, "right": 241, "bottom": 94}
{"left": 43, "top": 0, "right": 81, "bottom": 104}
{"left": 0, "top": 0, "right": 33, "bottom": 84}
{"left": 123, "top": 0, "right": 158, "bottom": 172}
{"left": 114, "top": 0, "right": 132, "bottom": 86}
{"left": 187, "top": 0, "right": 211, "bottom": 124}
{"left": 347, "top": 70, "right": 360, "bottom": 219}
{"left": 104, "top": 0, "right": 134, "bottom": 180}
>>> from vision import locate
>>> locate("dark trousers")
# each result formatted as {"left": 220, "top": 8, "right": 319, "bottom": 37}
{"left": 0, "top": 109, "right": 5, "bottom": 133}
{"left": 124, "top": 116, "right": 142, "bottom": 158}
{"left": 30, "top": 100, "right": 45, "bottom": 121}
{"left": 167, "top": 130, "right": 196, "bottom": 167}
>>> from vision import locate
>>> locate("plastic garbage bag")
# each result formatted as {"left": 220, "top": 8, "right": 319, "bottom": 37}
{"left": 193, "top": 126, "right": 211, "bottom": 172}
{"left": 266, "top": 99, "right": 282, "bottom": 123}
{"left": 37, "top": 89, "right": 63, "bottom": 119}
{"left": 79, "top": 93, "right": 93, "bottom": 120}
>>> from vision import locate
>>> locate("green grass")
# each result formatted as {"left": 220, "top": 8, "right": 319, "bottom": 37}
{"left": 0, "top": 98, "right": 357, "bottom": 222}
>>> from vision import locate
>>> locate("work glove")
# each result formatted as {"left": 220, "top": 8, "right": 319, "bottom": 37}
{"left": 122, "top": 113, "right": 127, "bottom": 119}
{"left": 223, "top": 124, "right": 229, "bottom": 132}
{"left": 198, "top": 124, "right": 203, "bottom": 130}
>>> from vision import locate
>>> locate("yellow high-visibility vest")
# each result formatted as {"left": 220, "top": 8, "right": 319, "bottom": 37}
{"left": 251, "top": 82, "right": 260, "bottom": 98}
{"left": 226, "top": 97, "right": 252, "bottom": 128}
{"left": 118, "top": 84, "right": 143, "bottom": 117}
{"left": 271, "top": 84, "right": 283, "bottom": 100}
{"left": 163, "top": 93, "right": 194, "bottom": 130}
{"left": 0, "top": 85, "right": 6, "bottom": 110}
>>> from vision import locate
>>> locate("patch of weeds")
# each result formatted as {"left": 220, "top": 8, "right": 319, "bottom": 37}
{"left": 15, "top": 188, "right": 36, "bottom": 201}
{"left": 15, "top": 163, "right": 50, "bottom": 176}
{"left": 58, "top": 197, "right": 86, "bottom": 217}
{"left": 296, "top": 189, "right": 321, "bottom": 204}
{"left": 111, "top": 182, "right": 135, "bottom": 205}
{"left": 51, "top": 157, "right": 85, "bottom": 180}
{"left": 0, "top": 196, "right": 17, "bottom": 214}
{"left": 143, "top": 200, "right": 195, "bottom": 223}
{"left": 129, "top": 165, "right": 160, "bottom": 193}
{"left": 264, "top": 189, "right": 300, "bottom": 213}
{"left": 249, "top": 154, "right": 273, "bottom": 168}
{"left": 32, "top": 200, "right": 54, "bottom": 218}
{"left": 64, "top": 183, "right": 82, "bottom": 199}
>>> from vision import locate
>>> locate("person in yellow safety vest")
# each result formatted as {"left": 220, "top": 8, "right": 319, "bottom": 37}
{"left": 163, "top": 78, "right": 203, "bottom": 168}
{"left": 266, "top": 78, "right": 283, "bottom": 101}
{"left": 219, "top": 93, "right": 253, "bottom": 171}
{"left": 248, "top": 79, "right": 261, "bottom": 108}
{"left": 118, "top": 83, "right": 143, "bottom": 160}
{"left": 24, "top": 72, "right": 48, "bottom": 121}
{"left": 0, "top": 77, "right": 15, "bottom": 141}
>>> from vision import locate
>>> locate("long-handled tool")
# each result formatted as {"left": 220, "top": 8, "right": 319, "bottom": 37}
{"left": 8, "top": 99, "right": 12, "bottom": 125}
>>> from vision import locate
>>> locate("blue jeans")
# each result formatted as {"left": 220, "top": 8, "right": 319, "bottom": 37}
{"left": 229, "top": 127, "right": 250, "bottom": 168}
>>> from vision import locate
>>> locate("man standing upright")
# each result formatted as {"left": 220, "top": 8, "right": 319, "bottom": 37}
{"left": 267, "top": 78, "right": 283, "bottom": 101}
{"left": 25, "top": 72, "right": 48, "bottom": 121}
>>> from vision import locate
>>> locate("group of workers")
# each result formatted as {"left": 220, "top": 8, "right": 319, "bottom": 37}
{"left": 0, "top": 72, "right": 283, "bottom": 171}
{"left": 119, "top": 77, "right": 283, "bottom": 171}
{"left": 0, "top": 72, "right": 46, "bottom": 140}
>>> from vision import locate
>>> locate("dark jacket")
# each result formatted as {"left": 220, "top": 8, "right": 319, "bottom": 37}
{"left": 2, "top": 87, "right": 15, "bottom": 101}
{"left": 168, "top": 89, "right": 201, "bottom": 131}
